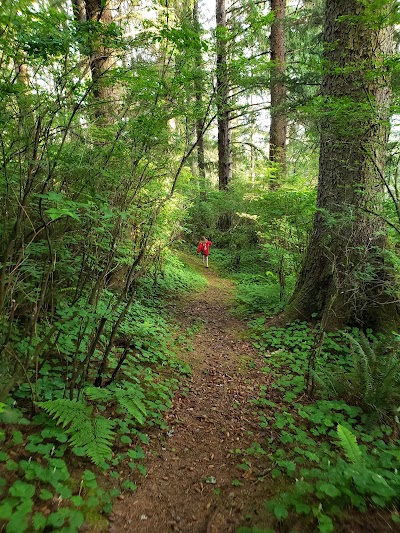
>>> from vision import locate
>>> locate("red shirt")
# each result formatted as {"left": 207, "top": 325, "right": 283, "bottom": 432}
{"left": 197, "top": 240, "right": 212, "bottom": 256}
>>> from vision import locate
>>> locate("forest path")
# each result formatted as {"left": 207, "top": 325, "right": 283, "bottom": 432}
{"left": 110, "top": 253, "right": 272, "bottom": 532}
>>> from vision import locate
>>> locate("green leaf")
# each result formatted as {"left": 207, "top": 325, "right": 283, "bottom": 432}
{"left": 271, "top": 468, "right": 281, "bottom": 479}
{"left": 316, "top": 482, "right": 341, "bottom": 498}
{"left": 136, "top": 464, "right": 147, "bottom": 476}
{"left": 5, "top": 460, "right": 18, "bottom": 471}
{"left": 9, "top": 481, "right": 35, "bottom": 499}
{"left": 295, "top": 501, "right": 311, "bottom": 514}
{"left": 71, "top": 495, "right": 84, "bottom": 507}
{"left": 386, "top": 449, "right": 400, "bottom": 461}
{"left": 371, "top": 494, "right": 387, "bottom": 507}
{"left": 0, "top": 501, "right": 13, "bottom": 520}
{"left": 47, "top": 510, "right": 66, "bottom": 528}
{"left": 41, "top": 427, "right": 68, "bottom": 443}
{"left": 273, "top": 503, "right": 288, "bottom": 521}
{"left": 68, "top": 509, "right": 84, "bottom": 529}
{"left": 6, "top": 499, "right": 33, "bottom": 532}
{"left": 87, "top": 496, "right": 100, "bottom": 508}
{"left": 337, "top": 424, "right": 362, "bottom": 464}
{"left": 317, "top": 513, "right": 334, "bottom": 533}
{"left": 391, "top": 513, "right": 400, "bottom": 524}
{"left": 12, "top": 431, "right": 24, "bottom": 445}
{"left": 103, "top": 501, "right": 113, "bottom": 514}
{"left": 121, "top": 480, "right": 137, "bottom": 492}
{"left": 72, "top": 447, "right": 86, "bottom": 457}
{"left": 39, "top": 489, "right": 53, "bottom": 501}
{"left": 32, "top": 512, "right": 47, "bottom": 531}
{"left": 37, "top": 399, "right": 116, "bottom": 465}
{"left": 127, "top": 446, "right": 145, "bottom": 460}
{"left": 56, "top": 485, "right": 73, "bottom": 499}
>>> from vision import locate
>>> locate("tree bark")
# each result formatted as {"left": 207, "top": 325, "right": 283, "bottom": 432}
{"left": 286, "top": 0, "right": 399, "bottom": 331}
{"left": 71, "top": 0, "right": 86, "bottom": 23}
{"left": 269, "top": 0, "right": 287, "bottom": 181}
{"left": 84, "top": 0, "right": 116, "bottom": 122}
{"left": 216, "top": 0, "right": 232, "bottom": 190}
{"left": 193, "top": 0, "right": 206, "bottom": 195}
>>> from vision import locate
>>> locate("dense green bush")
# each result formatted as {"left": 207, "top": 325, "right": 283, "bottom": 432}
{"left": 0, "top": 255, "right": 202, "bottom": 531}
{"left": 315, "top": 332, "right": 400, "bottom": 423}
{"left": 186, "top": 185, "right": 315, "bottom": 315}
{"left": 234, "top": 274, "right": 296, "bottom": 316}
{"left": 246, "top": 320, "right": 400, "bottom": 532}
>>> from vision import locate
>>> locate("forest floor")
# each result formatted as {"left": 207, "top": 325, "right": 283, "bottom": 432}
{"left": 110, "top": 253, "right": 275, "bottom": 532}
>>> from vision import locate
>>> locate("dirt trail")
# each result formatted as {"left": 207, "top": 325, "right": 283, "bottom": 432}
{"left": 110, "top": 255, "right": 271, "bottom": 533}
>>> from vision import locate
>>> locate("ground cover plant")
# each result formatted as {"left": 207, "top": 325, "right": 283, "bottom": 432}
{"left": 0, "top": 255, "right": 203, "bottom": 532}
{"left": 241, "top": 320, "right": 400, "bottom": 532}
{"left": 2, "top": 0, "right": 400, "bottom": 531}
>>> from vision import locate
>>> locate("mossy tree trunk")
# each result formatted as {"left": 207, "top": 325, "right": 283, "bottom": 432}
{"left": 286, "top": 0, "right": 399, "bottom": 331}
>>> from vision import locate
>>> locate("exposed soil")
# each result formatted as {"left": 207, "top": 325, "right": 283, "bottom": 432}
{"left": 110, "top": 255, "right": 274, "bottom": 532}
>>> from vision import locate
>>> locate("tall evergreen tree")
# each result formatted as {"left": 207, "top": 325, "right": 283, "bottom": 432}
{"left": 80, "top": 0, "right": 118, "bottom": 122}
{"left": 193, "top": 0, "right": 207, "bottom": 193}
{"left": 216, "top": 0, "right": 232, "bottom": 190}
{"left": 269, "top": 0, "right": 287, "bottom": 179}
{"left": 286, "top": 0, "right": 399, "bottom": 330}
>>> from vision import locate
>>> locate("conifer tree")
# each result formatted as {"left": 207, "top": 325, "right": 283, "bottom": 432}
{"left": 269, "top": 0, "right": 287, "bottom": 180}
{"left": 286, "top": 0, "right": 399, "bottom": 330}
{"left": 216, "top": 0, "right": 232, "bottom": 190}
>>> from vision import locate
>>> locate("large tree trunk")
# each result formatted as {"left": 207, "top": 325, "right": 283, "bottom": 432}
{"left": 216, "top": 0, "right": 232, "bottom": 190}
{"left": 85, "top": 0, "right": 117, "bottom": 122}
{"left": 71, "top": 0, "right": 86, "bottom": 22}
{"left": 193, "top": 0, "right": 206, "bottom": 196}
{"left": 269, "top": 0, "right": 287, "bottom": 181}
{"left": 286, "top": 0, "right": 399, "bottom": 331}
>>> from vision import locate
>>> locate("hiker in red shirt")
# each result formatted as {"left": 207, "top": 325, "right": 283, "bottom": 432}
{"left": 197, "top": 236, "right": 212, "bottom": 268}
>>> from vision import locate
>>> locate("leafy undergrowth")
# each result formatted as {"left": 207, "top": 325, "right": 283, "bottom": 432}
{"left": 0, "top": 255, "right": 203, "bottom": 532}
{"left": 239, "top": 320, "right": 400, "bottom": 533}
{"left": 206, "top": 247, "right": 295, "bottom": 319}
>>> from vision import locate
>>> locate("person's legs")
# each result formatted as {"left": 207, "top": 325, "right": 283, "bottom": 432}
{"left": 202, "top": 254, "right": 205, "bottom": 264}
{"left": 206, "top": 255, "right": 209, "bottom": 268}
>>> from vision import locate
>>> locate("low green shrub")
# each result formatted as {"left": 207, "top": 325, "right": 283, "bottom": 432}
{"left": 134, "top": 253, "right": 206, "bottom": 297}
{"left": 235, "top": 275, "right": 296, "bottom": 316}
{"left": 246, "top": 321, "right": 400, "bottom": 532}
{"left": 0, "top": 253, "right": 196, "bottom": 532}
{"left": 314, "top": 332, "right": 400, "bottom": 423}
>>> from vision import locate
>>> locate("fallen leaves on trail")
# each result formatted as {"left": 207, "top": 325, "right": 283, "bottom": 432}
{"left": 110, "top": 275, "right": 274, "bottom": 533}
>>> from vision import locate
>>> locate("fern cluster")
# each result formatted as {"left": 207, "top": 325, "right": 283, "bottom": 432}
{"left": 37, "top": 382, "right": 152, "bottom": 465}
{"left": 85, "top": 384, "right": 147, "bottom": 425}
{"left": 37, "top": 399, "right": 116, "bottom": 465}
{"left": 318, "top": 332, "right": 400, "bottom": 422}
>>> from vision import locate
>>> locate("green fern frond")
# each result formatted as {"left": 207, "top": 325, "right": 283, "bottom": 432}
{"left": 84, "top": 387, "right": 114, "bottom": 402}
{"left": 115, "top": 388, "right": 147, "bottom": 425}
{"left": 37, "top": 399, "right": 116, "bottom": 465}
{"left": 337, "top": 424, "right": 363, "bottom": 464}
{"left": 37, "top": 399, "right": 87, "bottom": 428}
{"left": 358, "top": 333, "right": 376, "bottom": 365}
{"left": 344, "top": 333, "right": 373, "bottom": 401}
{"left": 85, "top": 384, "right": 148, "bottom": 425}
